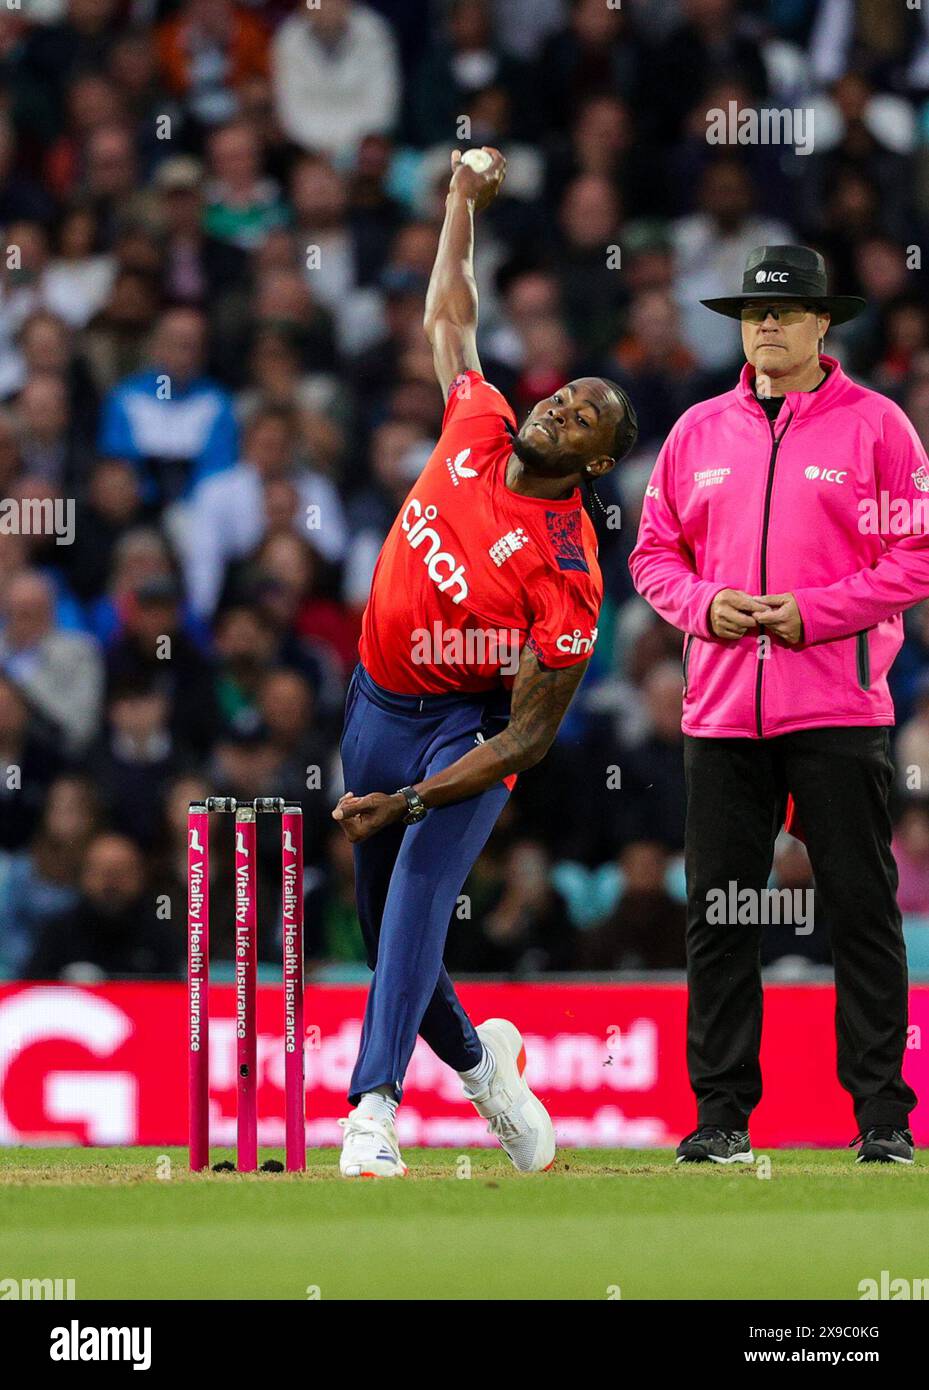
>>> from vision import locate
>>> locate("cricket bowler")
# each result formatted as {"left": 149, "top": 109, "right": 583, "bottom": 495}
{"left": 331, "top": 147, "right": 638, "bottom": 1177}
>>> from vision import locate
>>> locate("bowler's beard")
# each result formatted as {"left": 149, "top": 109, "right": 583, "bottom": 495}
{"left": 505, "top": 418, "right": 550, "bottom": 472}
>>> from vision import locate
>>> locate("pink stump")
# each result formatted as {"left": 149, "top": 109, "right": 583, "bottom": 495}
{"left": 235, "top": 804, "right": 258, "bottom": 1171}
{"left": 282, "top": 805, "right": 305, "bottom": 1171}
{"left": 187, "top": 804, "right": 210, "bottom": 1171}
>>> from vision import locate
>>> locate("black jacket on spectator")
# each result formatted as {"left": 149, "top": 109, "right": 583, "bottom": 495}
{"left": 106, "top": 635, "right": 219, "bottom": 762}
{"left": 25, "top": 896, "right": 179, "bottom": 980}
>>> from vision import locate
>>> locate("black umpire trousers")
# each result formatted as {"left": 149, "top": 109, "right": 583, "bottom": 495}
{"left": 683, "top": 726, "right": 916, "bottom": 1131}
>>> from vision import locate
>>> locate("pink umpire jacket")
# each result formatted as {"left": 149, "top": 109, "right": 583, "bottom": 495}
{"left": 630, "top": 356, "right": 929, "bottom": 740}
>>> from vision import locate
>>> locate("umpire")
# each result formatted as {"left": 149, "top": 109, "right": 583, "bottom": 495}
{"left": 631, "top": 245, "right": 928, "bottom": 1165}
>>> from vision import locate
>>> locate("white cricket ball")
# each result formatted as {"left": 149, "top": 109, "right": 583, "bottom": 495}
{"left": 461, "top": 149, "right": 493, "bottom": 173}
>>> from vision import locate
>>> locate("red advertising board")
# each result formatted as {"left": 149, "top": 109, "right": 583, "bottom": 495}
{"left": 0, "top": 982, "right": 926, "bottom": 1149}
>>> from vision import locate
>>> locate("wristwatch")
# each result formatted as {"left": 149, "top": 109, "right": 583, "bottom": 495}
{"left": 396, "top": 786, "right": 428, "bottom": 824}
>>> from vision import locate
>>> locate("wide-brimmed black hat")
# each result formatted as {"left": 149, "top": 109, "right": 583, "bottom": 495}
{"left": 701, "top": 245, "right": 866, "bottom": 327}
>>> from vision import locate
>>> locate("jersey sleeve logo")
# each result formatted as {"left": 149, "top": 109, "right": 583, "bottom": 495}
{"left": 545, "top": 510, "right": 589, "bottom": 574}
{"left": 446, "top": 447, "right": 478, "bottom": 486}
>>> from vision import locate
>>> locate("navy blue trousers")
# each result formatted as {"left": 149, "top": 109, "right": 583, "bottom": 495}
{"left": 339, "top": 665, "right": 511, "bottom": 1104}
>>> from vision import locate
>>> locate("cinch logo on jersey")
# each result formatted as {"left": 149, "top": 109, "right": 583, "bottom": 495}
{"left": 556, "top": 626, "right": 598, "bottom": 655}
{"left": 694, "top": 468, "right": 731, "bottom": 488}
{"left": 445, "top": 447, "right": 478, "bottom": 486}
{"left": 401, "top": 499, "right": 469, "bottom": 603}
{"left": 805, "top": 466, "right": 847, "bottom": 484}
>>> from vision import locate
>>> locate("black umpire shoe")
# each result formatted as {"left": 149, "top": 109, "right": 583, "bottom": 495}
{"left": 851, "top": 1127, "right": 915, "bottom": 1165}
{"left": 675, "top": 1126, "right": 754, "bottom": 1164}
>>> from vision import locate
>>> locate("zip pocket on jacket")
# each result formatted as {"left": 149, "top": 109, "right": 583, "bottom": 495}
{"left": 683, "top": 634, "right": 694, "bottom": 693}
{"left": 855, "top": 631, "right": 871, "bottom": 690}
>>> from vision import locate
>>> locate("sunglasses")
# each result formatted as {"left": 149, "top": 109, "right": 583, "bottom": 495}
{"left": 740, "top": 304, "right": 815, "bottom": 325}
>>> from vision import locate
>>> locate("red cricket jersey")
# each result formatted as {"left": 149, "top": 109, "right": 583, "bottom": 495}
{"left": 359, "top": 371, "right": 603, "bottom": 695}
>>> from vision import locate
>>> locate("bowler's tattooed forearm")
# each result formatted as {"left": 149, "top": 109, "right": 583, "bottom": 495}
{"left": 411, "top": 647, "right": 589, "bottom": 809}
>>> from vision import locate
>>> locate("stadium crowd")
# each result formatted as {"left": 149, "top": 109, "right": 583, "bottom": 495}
{"left": 2, "top": 0, "right": 929, "bottom": 981}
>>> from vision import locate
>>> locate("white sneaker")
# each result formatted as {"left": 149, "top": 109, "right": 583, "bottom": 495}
{"left": 462, "top": 1018, "right": 556, "bottom": 1173}
{"left": 338, "top": 1112, "right": 408, "bottom": 1178}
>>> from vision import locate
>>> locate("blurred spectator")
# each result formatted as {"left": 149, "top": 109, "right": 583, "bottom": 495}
{"left": 94, "top": 679, "right": 189, "bottom": 849}
{"left": 644, "top": 0, "right": 767, "bottom": 144}
{"left": 271, "top": 0, "right": 401, "bottom": 159}
{"left": 552, "top": 173, "right": 627, "bottom": 357}
{"left": 83, "top": 123, "right": 157, "bottom": 247}
{"left": 184, "top": 405, "right": 346, "bottom": 618}
{"left": 24, "top": 831, "right": 178, "bottom": 979}
{"left": 614, "top": 660, "right": 687, "bottom": 851}
{"left": 105, "top": 570, "right": 218, "bottom": 758}
{"left": 203, "top": 119, "right": 287, "bottom": 251}
{"left": 247, "top": 530, "right": 358, "bottom": 684}
{"left": 410, "top": 0, "right": 529, "bottom": 146}
{"left": 0, "top": 113, "right": 55, "bottom": 226}
{"left": 14, "top": 371, "right": 93, "bottom": 490}
{"left": 0, "top": 221, "right": 54, "bottom": 396}
{"left": 257, "top": 665, "right": 334, "bottom": 862}
{"left": 212, "top": 602, "right": 279, "bottom": 732}
{"left": 290, "top": 154, "right": 378, "bottom": 353}
{"left": 58, "top": 459, "right": 145, "bottom": 605}
{"left": 534, "top": 0, "right": 641, "bottom": 136}
{"left": 81, "top": 266, "right": 161, "bottom": 394}
{"left": 672, "top": 157, "right": 793, "bottom": 369}
{"left": 154, "top": 155, "right": 250, "bottom": 309}
{"left": 0, "top": 570, "right": 103, "bottom": 753}
{"left": 99, "top": 307, "right": 238, "bottom": 504}
{"left": 544, "top": 92, "right": 667, "bottom": 220}
{"left": 157, "top": 0, "right": 269, "bottom": 133}
{"left": 606, "top": 290, "right": 702, "bottom": 448}
{"left": 108, "top": 25, "right": 182, "bottom": 175}
{"left": 18, "top": 309, "right": 100, "bottom": 445}
{"left": 249, "top": 262, "right": 338, "bottom": 380}
{"left": 448, "top": 840, "right": 576, "bottom": 974}
{"left": 44, "top": 68, "right": 126, "bottom": 206}
{"left": 893, "top": 801, "right": 929, "bottom": 915}
{"left": 20, "top": 0, "right": 119, "bottom": 132}
{"left": 236, "top": 324, "right": 346, "bottom": 427}
{"left": 895, "top": 671, "right": 929, "bottom": 795}
{"left": 0, "top": 774, "right": 100, "bottom": 974}
{"left": 0, "top": 674, "right": 61, "bottom": 852}
{"left": 580, "top": 842, "right": 686, "bottom": 971}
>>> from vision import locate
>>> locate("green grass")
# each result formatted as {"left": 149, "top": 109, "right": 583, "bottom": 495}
{"left": 0, "top": 1147, "right": 926, "bottom": 1300}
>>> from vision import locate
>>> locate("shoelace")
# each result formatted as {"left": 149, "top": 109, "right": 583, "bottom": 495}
{"left": 339, "top": 1115, "right": 394, "bottom": 1144}
{"left": 681, "top": 1125, "right": 741, "bottom": 1144}
{"left": 487, "top": 1111, "right": 521, "bottom": 1142}
{"left": 848, "top": 1126, "right": 910, "bottom": 1148}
